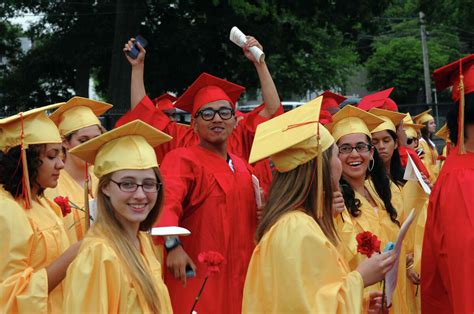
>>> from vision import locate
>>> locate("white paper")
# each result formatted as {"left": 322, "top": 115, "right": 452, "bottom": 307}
{"left": 252, "top": 174, "right": 263, "bottom": 208}
{"left": 229, "top": 26, "right": 265, "bottom": 63}
{"left": 403, "top": 154, "right": 431, "bottom": 195}
{"left": 385, "top": 209, "right": 416, "bottom": 306}
{"left": 89, "top": 199, "right": 97, "bottom": 225}
{"left": 150, "top": 226, "right": 191, "bottom": 237}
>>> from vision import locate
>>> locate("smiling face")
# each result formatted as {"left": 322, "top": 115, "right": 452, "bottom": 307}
{"left": 35, "top": 143, "right": 65, "bottom": 189}
{"left": 63, "top": 125, "right": 103, "bottom": 167}
{"left": 371, "top": 130, "right": 397, "bottom": 166}
{"left": 192, "top": 100, "right": 236, "bottom": 147}
{"left": 101, "top": 168, "right": 159, "bottom": 230}
{"left": 337, "top": 133, "right": 374, "bottom": 182}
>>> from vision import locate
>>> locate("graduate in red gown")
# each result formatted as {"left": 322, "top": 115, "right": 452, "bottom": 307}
{"left": 122, "top": 38, "right": 279, "bottom": 314}
{"left": 117, "top": 36, "right": 282, "bottom": 195}
{"left": 422, "top": 54, "right": 474, "bottom": 314}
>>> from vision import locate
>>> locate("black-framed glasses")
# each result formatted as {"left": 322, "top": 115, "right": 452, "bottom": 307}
{"left": 406, "top": 138, "right": 414, "bottom": 145}
{"left": 194, "top": 107, "right": 235, "bottom": 121}
{"left": 338, "top": 143, "right": 372, "bottom": 155}
{"left": 110, "top": 179, "right": 161, "bottom": 193}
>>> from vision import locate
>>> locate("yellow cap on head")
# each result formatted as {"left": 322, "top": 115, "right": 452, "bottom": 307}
{"left": 435, "top": 123, "right": 450, "bottom": 142}
{"left": 49, "top": 97, "right": 112, "bottom": 136}
{"left": 402, "top": 112, "right": 424, "bottom": 139}
{"left": 413, "top": 109, "right": 434, "bottom": 125}
{"left": 249, "top": 96, "right": 334, "bottom": 173}
{"left": 0, "top": 103, "right": 63, "bottom": 152}
{"left": 325, "top": 105, "right": 384, "bottom": 142}
{"left": 369, "top": 108, "right": 406, "bottom": 133}
{"left": 69, "top": 120, "right": 172, "bottom": 178}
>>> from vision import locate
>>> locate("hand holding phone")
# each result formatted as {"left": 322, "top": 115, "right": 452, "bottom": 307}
{"left": 127, "top": 35, "right": 148, "bottom": 59}
{"left": 186, "top": 264, "right": 196, "bottom": 278}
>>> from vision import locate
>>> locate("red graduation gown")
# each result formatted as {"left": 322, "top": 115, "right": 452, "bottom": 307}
{"left": 115, "top": 96, "right": 281, "bottom": 194}
{"left": 158, "top": 145, "right": 257, "bottom": 314}
{"left": 421, "top": 147, "right": 474, "bottom": 314}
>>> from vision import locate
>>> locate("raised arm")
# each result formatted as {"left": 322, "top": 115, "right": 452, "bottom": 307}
{"left": 123, "top": 38, "right": 147, "bottom": 110}
{"left": 243, "top": 36, "right": 281, "bottom": 118}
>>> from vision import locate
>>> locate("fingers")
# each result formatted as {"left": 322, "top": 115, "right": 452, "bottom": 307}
{"left": 244, "top": 36, "right": 262, "bottom": 50}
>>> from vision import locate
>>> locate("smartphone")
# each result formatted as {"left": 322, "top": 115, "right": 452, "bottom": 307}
{"left": 185, "top": 264, "right": 196, "bottom": 278}
{"left": 127, "top": 35, "right": 148, "bottom": 59}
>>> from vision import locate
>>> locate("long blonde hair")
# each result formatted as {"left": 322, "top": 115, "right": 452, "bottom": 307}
{"left": 256, "top": 146, "right": 338, "bottom": 244}
{"left": 93, "top": 167, "right": 164, "bottom": 312}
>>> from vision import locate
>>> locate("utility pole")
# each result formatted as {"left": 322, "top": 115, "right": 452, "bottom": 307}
{"left": 419, "top": 11, "right": 432, "bottom": 104}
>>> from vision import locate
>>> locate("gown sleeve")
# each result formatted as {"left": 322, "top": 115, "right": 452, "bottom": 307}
{"left": 63, "top": 240, "right": 125, "bottom": 313}
{"left": 0, "top": 199, "right": 48, "bottom": 314}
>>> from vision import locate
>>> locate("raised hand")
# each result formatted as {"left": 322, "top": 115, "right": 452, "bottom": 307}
{"left": 123, "top": 38, "right": 146, "bottom": 67}
{"left": 243, "top": 36, "right": 263, "bottom": 63}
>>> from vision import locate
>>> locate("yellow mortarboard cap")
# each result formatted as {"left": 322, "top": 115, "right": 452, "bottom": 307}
{"left": 249, "top": 96, "right": 334, "bottom": 219}
{"left": 0, "top": 103, "right": 63, "bottom": 208}
{"left": 49, "top": 97, "right": 112, "bottom": 136}
{"left": 369, "top": 108, "right": 406, "bottom": 133}
{"left": 413, "top": 109, "right": 434, "bottom": 125}
{"left": 402, "top": 112, "right": 424, "bottom": 138}
{"left": 69, "top": 120, "right": 172, "bottom": 178}
{"left": 326, "top": 105, "right": 384, "bottom": 142}
{"left": 435, "top": 123, "right": 450, "bottom": 141}
{"left": 249, "top": 96, "right": 334, "bottom": 172}
{"left": 0, "top": 103, "right": 63, "bottom": 152}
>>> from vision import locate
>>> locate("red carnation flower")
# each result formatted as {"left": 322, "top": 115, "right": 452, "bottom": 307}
{"left": 356, "top": 231, "right": 381, "bottom": 258}
{"left": 54, "top": 196, "right": 72, "bottom": 217}
{"left": 198, "top": 251, "right": 225, "bottom": 274}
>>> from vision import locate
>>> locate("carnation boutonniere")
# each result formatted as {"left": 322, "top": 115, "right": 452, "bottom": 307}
{"left": 190, "top": 251, "right": 225, "bottom": 314}
{"left": 54, "top": 196, "right": 93, "bottom": 226}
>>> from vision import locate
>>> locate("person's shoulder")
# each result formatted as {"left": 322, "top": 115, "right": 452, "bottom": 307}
{"left": 263, "top": 211, "right": 323, "bottom": 244}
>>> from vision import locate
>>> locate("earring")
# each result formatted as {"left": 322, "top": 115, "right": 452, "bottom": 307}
{"left": 368, "top": 159, "right": 375, "bottom": 172}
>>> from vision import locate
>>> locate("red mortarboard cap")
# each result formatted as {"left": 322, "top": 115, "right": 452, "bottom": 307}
{"left": 433, "top": 54, "right": 474, "bottom": 101}
{"left": 357, "top": 88, "right": 394, "bottom": 111}
{"left": 174, "top": 73, "right": 246, "bottom": 115}
{"left": 383, "top": 98, "right": 398, "bottom": 111}
{"left": 320, "top": 91, "right": 347, "bottom": 111}
{"left": 319, "top": 110, "right": 333, "bottom": 125}
{"left": 153, "top": 93, "right": 177, "bottom": 111}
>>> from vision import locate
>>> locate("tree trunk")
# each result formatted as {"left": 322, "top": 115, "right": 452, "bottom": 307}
{"left": 107, "top": 0, "right": 146, "bottom": 113}
{"left": 75, "top": 61, "right": 90, "bottom": 97}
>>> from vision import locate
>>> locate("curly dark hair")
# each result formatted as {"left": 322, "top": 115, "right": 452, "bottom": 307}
{"left": 339, "top": 137, "right": 400, "bottom": 226}
{"left": 0, "top": 144, "right": 45, "bottom": 198}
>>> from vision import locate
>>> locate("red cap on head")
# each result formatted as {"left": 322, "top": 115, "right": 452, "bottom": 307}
{"left": 153, "top": 93, "right": 177, "bottom": 111}
{"left": 383, "top": 98, "right": 398, "bottom": 111}
{"left": 319, "top": 110, "right": 333, "bottom": 125}
{"left": 433, "top": 54, "right": 474, "bottom": 101}
{"left": 358, "top": 88, "right": 395, "bottom": 111}
{"left": 320, "top": 91, "right": 346, "bottom": 111}
{"left": 174, "top": 73, "right": 246, "bottom": 115}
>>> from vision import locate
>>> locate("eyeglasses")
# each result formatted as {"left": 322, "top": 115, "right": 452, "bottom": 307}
{"left": 338, "top": 143, "right": 372, "bottom": 154}
{"left": 194, "top": 107, "right": 234, "bottom": 121}
{"left": 110, "top": 179, "right": 161, "bottom": 193}
{"left": 406, "top": 138, "right": 414, "bottom": 145}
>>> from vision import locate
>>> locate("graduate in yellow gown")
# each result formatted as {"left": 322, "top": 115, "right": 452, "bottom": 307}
{"left": 63, "top": 120, "right": 173, "bottom": 313}
{"left": 434, "top": 123, "right": 451, "bottom": 169}
{"left": 45, "top": 97, "right": 112, "bottom": 243}
{"left": 327, "top": 105, "right": 409, "bottom": 313}
{"left": 413, "top": 109, "right": 440, "bottom": 180}
{"left": 242, "top": 97, "right": 396, "bottom": 313}
{"left": 0, "top": 105, "right": 81, "bottom": 313}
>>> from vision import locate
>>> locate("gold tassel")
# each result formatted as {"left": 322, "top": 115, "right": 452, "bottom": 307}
{"left": 84, "top": 162, "right": 90, "bottom": 231}
{"left": 316, "top": 127, "right": 323, "bottom": 219}
{"left": 459, "top": 70, "right": 466, "bottom": 154}
{"left": 21, "top": 147, "right": 32, "bottom": 209}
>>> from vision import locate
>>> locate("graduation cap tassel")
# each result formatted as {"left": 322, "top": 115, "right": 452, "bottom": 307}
{"left": 84, "top": 161, "right": 90, "bottom": 231}
{"left": 316, "top": 123, "right": 323, "bottom": 219}
{"left": 458, "top": 61, "right": 466, "bottom": 154}
{"left": 19, "top": 113, "right": 32, "bottom": 209}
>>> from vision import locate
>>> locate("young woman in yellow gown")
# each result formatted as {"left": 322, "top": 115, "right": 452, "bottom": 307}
{"left": 0, "top": 105, "right": 80, "bottom": 313}
{"left": 62, "top": 120, "right": 173, "bottom": 313}
{"left": 45, "top": 97, "right": 111, "bottom": 243}
{"left": 242, "top": 98, "right": 396, "bottom": 313}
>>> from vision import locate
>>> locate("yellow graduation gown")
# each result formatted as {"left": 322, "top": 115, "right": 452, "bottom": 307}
{"left": 243, "top": 210, "right": 364, "bottom": 313}
{"left": 0, "top": 196, "right": 70, "bottom": 313}
{"left": 335, "top": 180, "right": 409, "bottom": 314}
{"left": 419, "top": 139, "right": 439, "bottom": 181}
{"left": 45, "top": 167, "right": 99, "bottom": 243}
{"left": 63, "top": 230, "right": 172, "bottom": 313}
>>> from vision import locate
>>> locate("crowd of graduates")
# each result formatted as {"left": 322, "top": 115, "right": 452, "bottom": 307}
{"left": 0, "top": 34, "right": 472, "bottom": 314}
